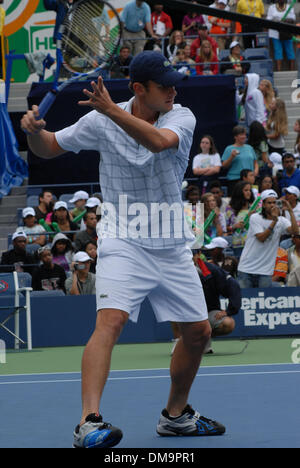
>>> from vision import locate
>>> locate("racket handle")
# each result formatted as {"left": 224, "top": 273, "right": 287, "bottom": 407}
{"left": 36, "top": 90, "right": 57, "bottom": 120}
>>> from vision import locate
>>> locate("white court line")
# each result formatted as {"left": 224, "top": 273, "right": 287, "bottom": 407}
{"left": 0, "top": 369, "right": 300, "bottom": 385}
{"left": 0, "top": 362, "right": 299, "bottom": 379}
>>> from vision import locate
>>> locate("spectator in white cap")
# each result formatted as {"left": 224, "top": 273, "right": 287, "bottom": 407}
{"left": 50, "top": 201, "right": 78, "bottom": 241}
{"left": 269, "top": 152, "right": 283, "bottom": 177}
{"left": 282, "top": 186, "right": 300, "bottom": 227}
{"left": 65, "top": 251, "right": 96, "bottom": 295}
{"left": 220, "top": 40, "right": 250, "bottom": 75}
{"left": 204, "top": 237, "right": 229, "bottom": 267}
{"left": 0, "top": 230, "right": 38, "bottom": 275}
{"left": 80, "top": 197, "right": 102, "bottom": 231}
{"left": 70, "top": 191, "right": 89, "bottom": 219}
{"left": 237, "top": 189, "right": 299, "bottom": 288}
{"left": 21, "top": 207, "right": 46, "bottom": 251}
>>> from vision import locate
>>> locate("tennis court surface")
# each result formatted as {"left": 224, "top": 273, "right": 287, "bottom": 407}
{"left": 0, "top": 338, "right": 299, "bottom": 448}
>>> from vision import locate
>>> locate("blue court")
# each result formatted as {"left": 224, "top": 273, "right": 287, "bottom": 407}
{"left": 0, "top": 363, "right": 299, "bottom": 448}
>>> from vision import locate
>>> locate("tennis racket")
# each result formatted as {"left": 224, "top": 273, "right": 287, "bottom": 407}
{"left": 36, "top": 0, "right": 122, "bottom": 119}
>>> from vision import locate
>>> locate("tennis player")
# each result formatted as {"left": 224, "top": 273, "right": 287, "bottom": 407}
{"left": 21, "top": 51, "right": 225, "bottom": 448}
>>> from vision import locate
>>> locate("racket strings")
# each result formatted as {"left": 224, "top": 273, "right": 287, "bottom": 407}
{"left": 61, "top": 1, "right": 120, "bottom": 73}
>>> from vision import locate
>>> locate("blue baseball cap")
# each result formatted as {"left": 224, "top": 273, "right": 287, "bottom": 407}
{"left": 129, "top": 51, "right": 187, "bottom": 87}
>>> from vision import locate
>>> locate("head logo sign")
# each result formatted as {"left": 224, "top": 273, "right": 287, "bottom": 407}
{"left": 3, "top": 0, "right": 40, "bottom": 37}
{"left": 0, "top": 280, "right": 9, "bottom": 293}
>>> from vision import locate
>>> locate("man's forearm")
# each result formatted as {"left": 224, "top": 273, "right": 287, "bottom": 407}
{"left": 27, "top": 130, "right": 65, "bottom": 159}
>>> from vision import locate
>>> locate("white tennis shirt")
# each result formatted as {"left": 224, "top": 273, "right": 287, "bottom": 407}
{"left": 55, "top": 97, "right": 196, "bottom": 249}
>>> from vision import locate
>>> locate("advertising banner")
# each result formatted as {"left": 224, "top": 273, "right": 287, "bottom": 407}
{"left": 221, "top": 288, "right": 300, "bottom": 337}
{"left": 2, "top": 0, "right": 128, "bottom": 83}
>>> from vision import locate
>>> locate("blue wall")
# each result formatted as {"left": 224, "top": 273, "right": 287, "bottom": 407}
{"left": 1, "top": 287, "right": 300, "bottom": 349}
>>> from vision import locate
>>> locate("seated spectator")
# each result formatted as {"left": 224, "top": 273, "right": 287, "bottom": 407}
{"left": 110, "top": 46, "right": 133, "bottom": 79}
{"left": 182, "top": 2, "right": 205, "bottom": 38}
{"left": 259, "top": 79, "right": 275, "bottom": 121}
{"left": 48, "top": 201, "right": 78, "bottom": 241}
{"left": 192, "top": 135, "right": 221, "bottom": 192}
{"left": 165, "top": 30, "right": 186, "bottom": 62}
{"left": 208, "top": 0, "right": 231, "bottom": 51}
{"left": 203, "top": 236, "right": 229, "bottom": 266}
{"left": 74, "top": 212, "right": 98, "bottom": 252}
{"left": 21, "top": 207, "right": 47, "bottom": 252}
{"left": 190, "top": 24, "right": 218, "bottom": 60}
{"left": 0, "top": 230, "right": 37, "bottom": 275}
{"left": 266, "top": 98, "right": 288, "bottom": 155}
{"left": 277, "top": 152, "right": 300, "bottom": 194}
{"left": 202, "top": 192, "right": 226, "bottom": 240}
{"left": 258, "top": 174, "right": 275, "bottom": 194}
{"left": 222, "top": 125, "right": 259, "bottom": 196}
{"left": 79, "top": 197, "right": 102, "bottom": 230}
{"left": 84, "top": 241, "right": 98, "bottom": 274}
{"left": 34, "top": 189, "right": 54, "bottom": 221}
{"left": 220, "top": 41, "right": 250, "bottom": 75}
{"left": 272, "top": 247, "right": 288, "bottom": 286}
{"left": 172, "top": 252, "right": 240, "bottom": 355}
{"left": 225, "top": 180, "right": 256, "bottom": 256}
{"left": 172, "top": 48, "right": 196, "bottom": 76}
{"left": 65, "top": 251, "right": 96, "bottom": 295}
{"left": 51, "top": 232, "right": 74, "bottom": 274}
{"left": 240, "top": 169, "right": 259, "bottom": 198}
{"left": 282, "top": 186, "right": 300, "bottom": 227}
{"left": 247, "top": 120, "right": 272, "bottom": 177}
{"left": 69, "top": 190, "right": 89, "bottom": 220}
{"left": 236, "top": 73, "right": 266, "bottom": 129}
{"left": 237, "top": 189, "right": 298, "bottom": 288}
{"left": 195, "top": 40, "right": 219, "bottom": 75}
{"left": 32, "top": 246, "right": 66, "bottom": 292}
{"left": 209, "top": 180, "right": 229, "bottom": 214}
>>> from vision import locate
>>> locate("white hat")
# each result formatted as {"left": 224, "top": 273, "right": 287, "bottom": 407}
{"left": 22, "top": 207, "right": 35, "bottom": 218}
{"left": 204, "top": 237, "right": 229, "bottom": 250}
{"left": 229, "top": 40, "right": 240, "bottom": 50}
{"left": 261, "top": 189, "right": 278, "bottom": 201}
{"left": 12, "top": 230, "right": 27, "bottom": 241}
{"left": 54, "top": 201, "right": 68, "bottom": 211}
{"left": 283, "top": 186, "right": 300, "bottom": 198}
{"left": 85, "top": 197, "right": 101, "bottom": 208}
{"left": 218, "top": 0, "right": 227, "bottom": 4}
{"left": 269, "top": 152, "right": 283, "bottom": 170}
{"left": 69, "top": 190, "right": 89, "bottom": 203}
{"left": 73, "top": 251, "right": 92, "bottom": 263}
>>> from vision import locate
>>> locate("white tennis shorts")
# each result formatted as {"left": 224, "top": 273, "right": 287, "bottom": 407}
{"left": 96, "top": 238, "right": 208, "bottom": 323}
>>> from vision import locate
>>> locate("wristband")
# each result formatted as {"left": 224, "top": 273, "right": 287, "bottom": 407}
{"left": 267, "top": 226, "right": 274, "bottom": 232}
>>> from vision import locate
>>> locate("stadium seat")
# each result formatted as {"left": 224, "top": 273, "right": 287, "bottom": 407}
{"left": 219, "top": 49, "right": 229, "bottom": 61}
{"left": 27, "top": 195, "right": 39, "bottom": 207}
{"left": 244, "top": 48, "right": 269, "bottom": 60}
{"left": 0, "top": 272, "right": 33, "bottom": 350}
{"left": 249, "top": 59, "right": 273, "bottom": 82}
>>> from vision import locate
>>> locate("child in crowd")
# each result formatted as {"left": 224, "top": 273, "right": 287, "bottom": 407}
{"left": 70, "top": 190, "right": 89, "bottom": 219}
{"left": 51, "top": 232, "right": 74, "bottom": 274}
{"left": 192, "top": 135, "right": 221, "bottom": 193}
{"left": 84, "top": 241, "right": 97, "bottom": 274}
{"left": 32, "top": 246, "right": 67, "bottom": 292}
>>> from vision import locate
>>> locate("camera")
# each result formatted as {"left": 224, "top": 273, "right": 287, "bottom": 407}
{"left": 74, "top": 263, "right": 86, "bottom": 271}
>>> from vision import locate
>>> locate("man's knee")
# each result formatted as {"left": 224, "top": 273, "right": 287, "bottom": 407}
{"left": 181, "top": 320, "right": 212, "bottom": 350}
{"left": 96, "top": 308, "right": 129, "bottom": 340}
{"left": 214, "top": 317, "right": 235, "bottom": 336}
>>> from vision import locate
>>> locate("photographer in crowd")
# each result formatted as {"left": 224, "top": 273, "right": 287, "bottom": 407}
{"left": 65, "top": 251, "right": 96, "bottom": 295}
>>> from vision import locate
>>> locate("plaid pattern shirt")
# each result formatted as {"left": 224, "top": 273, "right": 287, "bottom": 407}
{"left": 55, "top": 98, "right": 196, "bottom": 248}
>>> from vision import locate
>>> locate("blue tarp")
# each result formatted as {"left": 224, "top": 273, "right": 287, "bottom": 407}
{"left": 0, "top": 102, "right": 28, "bottom": 199}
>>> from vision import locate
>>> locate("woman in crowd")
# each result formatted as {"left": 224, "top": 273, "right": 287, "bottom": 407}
{"left": 225, "top": 181, "right": 255, "bottom": 257}
{"left": 182, "top": 2, "right": 205, "bottom": 38}
{"left": 49, "top": 201, "right": 78, "bottom": 242}
{"left": 192, "top": 135, "right": 221, "bottom": 192}
{"left": 219, "top": 40, "right": 250, "bottom": 75}
{"left": 195, "top": 40, "right": 219, "bottom": 75}
{"left": 266, "top": 97, "right": 288, "bottom": 155}
{"left": 165, "top": 30, "right": 186, "bottom": 62}
{"left": 202, "top": 192, "right": 226, "bottom": 240}
{"left": 247, "top": 120, "right": 272, "bottom": 177}
{"left": 84, "top": 240, "right": 98, "bottom": 274}
{"left": 259, "top": 79, "right": 275, "bottom": 120}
